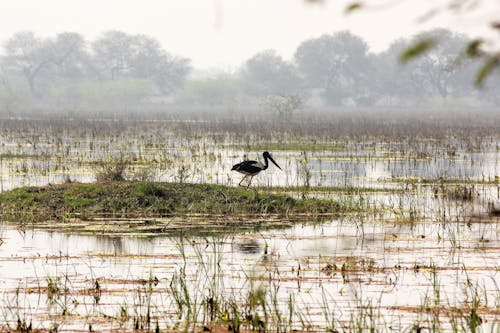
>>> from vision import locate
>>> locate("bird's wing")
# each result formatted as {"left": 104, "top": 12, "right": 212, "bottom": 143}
{"left": 232, "top": 160, "right": 255, "bottom": 169}
{"left": 232, "top": 160, "right": 262, "bottom": 173}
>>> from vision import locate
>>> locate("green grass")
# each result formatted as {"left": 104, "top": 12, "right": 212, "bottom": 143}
{"left": 229, "top": 141, "right": 346, "bottom": 152}
{"left": 0, "top": 181, "right": 347, "bottom": 224}
{"left": 383, "top": 176, "right": 500, "bottom": 185}
{"left": 265, "top": 185, "right": 401, "bottom": 193}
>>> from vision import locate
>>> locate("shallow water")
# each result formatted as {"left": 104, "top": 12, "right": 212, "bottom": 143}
{"left": 1, "top": 202, "right": 499, "bottom": 331}
{"left": 1, "top": 134, "right": 499, "bottom": 191}
{"left": 1, "top": 129, "right": 499, "bottom": 331}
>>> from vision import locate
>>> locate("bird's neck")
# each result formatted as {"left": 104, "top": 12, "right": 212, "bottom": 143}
{"left": 262, "top": 155, "right": 269, "bottom": 170}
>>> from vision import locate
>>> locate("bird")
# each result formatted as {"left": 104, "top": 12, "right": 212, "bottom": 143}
{"left": 231, "top": 151, "right": 281, "bottom": 188}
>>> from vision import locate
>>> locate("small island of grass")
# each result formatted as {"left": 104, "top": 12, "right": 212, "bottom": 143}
{"left": 0, "top": 181, "right": 349, "bottom": 235}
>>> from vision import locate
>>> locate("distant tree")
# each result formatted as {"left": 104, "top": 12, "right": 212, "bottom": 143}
{"left": 379, "top": 29, "right": 477, "bottom": 102}
{"left": 151, "top": 54, "right": 191, "bottom": 95}
{"left": 294, "top": 31, "right": 377, "bottom": 105}
{"left": 407, "top": 29, "right": 472, "bottom": 98}
{"left": 3, "top": 31, "right": 51, "bottom": 97}
{"left": 341, "top": 0, "right": 500, "bottom": 86}
{"left": 92, "top": 31, "right": 191, "bottom": 95}
{"left": 49, "top": 32, "right": 90, "bottom": 79}
{"left": 91, "top": 30, "right": 133, "bottom": 80}
{"left": 2, "top": 31, "right": 88, "bottom": 98}
{"left": 241, "top": 50, "right": 302, "bottom": 97}
{"left": 376, "top": 38, "right": 422, "bottom": 102}
{"left": 260, "top": 94, "right": 303, "bottom": 117}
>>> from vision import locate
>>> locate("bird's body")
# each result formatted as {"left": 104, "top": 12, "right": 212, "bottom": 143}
{"left": 231, "top": 160, "right": 266, "bottom": 176}
{"left": 232, "top": 151, "right": 281, "bottom": 188}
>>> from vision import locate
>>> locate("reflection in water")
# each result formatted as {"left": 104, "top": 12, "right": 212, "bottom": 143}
{"left": 0, "top": 136, "right": 499, "bottom": 330}
{"left": 0, "top": 204, "right": 499, "bottom": 331}
{"left": 1, "top": 140, "right": 499, "bottom": 190}
{"left": 233, "top": 238, "right": 261, "bottom": 254}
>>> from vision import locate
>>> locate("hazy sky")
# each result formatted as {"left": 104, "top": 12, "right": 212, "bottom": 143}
{"left": 0, "top": 0, "right": 497, "bottom": 69}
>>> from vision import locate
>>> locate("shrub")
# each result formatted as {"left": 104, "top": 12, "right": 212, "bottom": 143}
{"left": 95, "top": 156, "right": 130, "bottom": 182}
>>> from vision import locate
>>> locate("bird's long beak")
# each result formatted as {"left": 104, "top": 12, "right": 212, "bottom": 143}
{"left": 268, "top": 154, "right": 281, "bottom": 170}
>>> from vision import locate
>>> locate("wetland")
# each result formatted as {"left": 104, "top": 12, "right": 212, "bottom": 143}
{"left": 0, "top": 109, "right": 499, "bottom": 332}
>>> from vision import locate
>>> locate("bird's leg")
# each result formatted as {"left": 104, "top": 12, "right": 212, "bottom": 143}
{"left": 246, "top": 176, "right": 254, "bottom": 189}
{"left": 248, "top": 177, "right": 258, "bottom": 192}
{"left": 238, "top": 175, "right": 248, "bottom": 187}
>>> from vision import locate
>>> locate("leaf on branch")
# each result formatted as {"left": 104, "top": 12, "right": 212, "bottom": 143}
{"left": 465, "top": 39, "right": 484, "bottom": 58}
{"left": 475, "top": 56, "right": 500, "bottom": 87}
{"left": 399, "top": 38, "right": 437, "bottom": 63}
{"left": 491, "top": 21, "right": 500, "bottom": 30}
{"left": 416, "top": 8, "right": 440, "bottom": 23}
{"left": 345, "top": 2, "right": 364, "bottom": 14}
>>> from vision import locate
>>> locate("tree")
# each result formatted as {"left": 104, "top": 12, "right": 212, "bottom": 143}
{"left": 92, "top": 31, "right": 191, "bottom": 95}
{"left": 49, "top": 32, "right": 90, "bottom": 79}
{"left": 294, "top": 31, "right": 377, "bottom": 105}
{"left": 241, "top": 50, "right": 302, "bottom": 97}
{"left": 3, "top": 31, "right": 51, "bottom": 97}
{"left": 406, "top": 29, "right": 472, "bottom": 98}
{"left": 260, "top": 95, "right": 303, "bottom": 117}
{"left": 92, "top": 30, "right": 133, "bottom": 80}
{"left": 378, "top": 29, "right": 479, "bottom": 102}
{"left": 2, "top": 31, "right": 89, "bottom": 98}
{"left": 341, "top": 0, "right": 500, "bottom": 86}
{"left": 379, "top": 39, "right": 430, "bottom": 103}
{"left": 152, "top": 54, "right": 191, "bottom": 95}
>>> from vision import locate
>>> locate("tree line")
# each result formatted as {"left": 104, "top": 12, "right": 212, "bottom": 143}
{"left": 195, "top": 28, "right": 499, "bottom": 108}
{"left": 0, "top": 29, "right": 498, "bottom": 112}
{"left": 0, "top": 30, "right": 190, "bottom": 110}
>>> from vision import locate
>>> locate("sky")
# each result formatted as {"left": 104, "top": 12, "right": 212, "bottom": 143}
{"left": 0, "top": 0, "right": 497, "bottom": 69}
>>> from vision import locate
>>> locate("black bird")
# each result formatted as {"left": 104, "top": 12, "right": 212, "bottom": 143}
{"left": 231, "top": 151, "right": 281, "bottom": 188}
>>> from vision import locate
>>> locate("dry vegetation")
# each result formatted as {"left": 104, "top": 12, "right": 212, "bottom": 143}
{"left": 0, "top": 108, "right": 499, "bottom": 332}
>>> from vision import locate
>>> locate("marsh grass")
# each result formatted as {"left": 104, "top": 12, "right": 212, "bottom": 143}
{"left": 1, "top": 234, "right": 499, "bottom": 332}
{"left": 443, "top": 185, "right": 478, "bottom": 202}
{"left": 230, "top": 141, "right": 347, "bottom": 152}
{"left": 0, "top": 181, "right": 347, "bottom": 231}
{"left": 95, "top": 155, "right": 130, "bottom": 182}
{"left": 0, "top": 111, "right": 499, "bottom": 332}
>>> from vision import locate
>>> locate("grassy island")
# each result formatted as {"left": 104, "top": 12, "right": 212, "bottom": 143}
{"left": 0, "top": 181, "right": 347, "bottom": 235}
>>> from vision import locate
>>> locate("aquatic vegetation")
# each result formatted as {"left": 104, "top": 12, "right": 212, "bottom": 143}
{"left": 0, "top": 112, "right": 498, "bottom": 332}
{"left": 0, "top": 181, "right": 347, "bottom": 231}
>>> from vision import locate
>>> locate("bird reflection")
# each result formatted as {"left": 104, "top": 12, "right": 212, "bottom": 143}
{"left": 234, "top": 238, "right": 261, "bottom": 254}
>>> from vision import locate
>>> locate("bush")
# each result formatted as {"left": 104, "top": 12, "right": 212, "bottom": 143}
{"left": 95, "top": 156, "right": 130, "bottom": 182}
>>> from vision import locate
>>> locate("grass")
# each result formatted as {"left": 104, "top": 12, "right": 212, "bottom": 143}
{"left": 229, "top": 141, "right": 346, "bottom": 152}
{"left": 265, "top": 185, "right": 401, "bottom": 193}
{"left": 0, "top": 114, "right": 498, "bottom": 331}
{"left": 0, "top": 181, "right": 347, "bottom": 226}
{"left": 383, "top": 176, "right": 500, "bottom": 185}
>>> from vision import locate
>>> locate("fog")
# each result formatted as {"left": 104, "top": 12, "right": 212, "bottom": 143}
{"left": 1, "top": 4, "right": 500, "bottom": 331}
{"left": 1, "top": 0, "right": 498, "bottom": 68}
{"left": 0, "top": 1, "right": 499, "bottom": 116}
